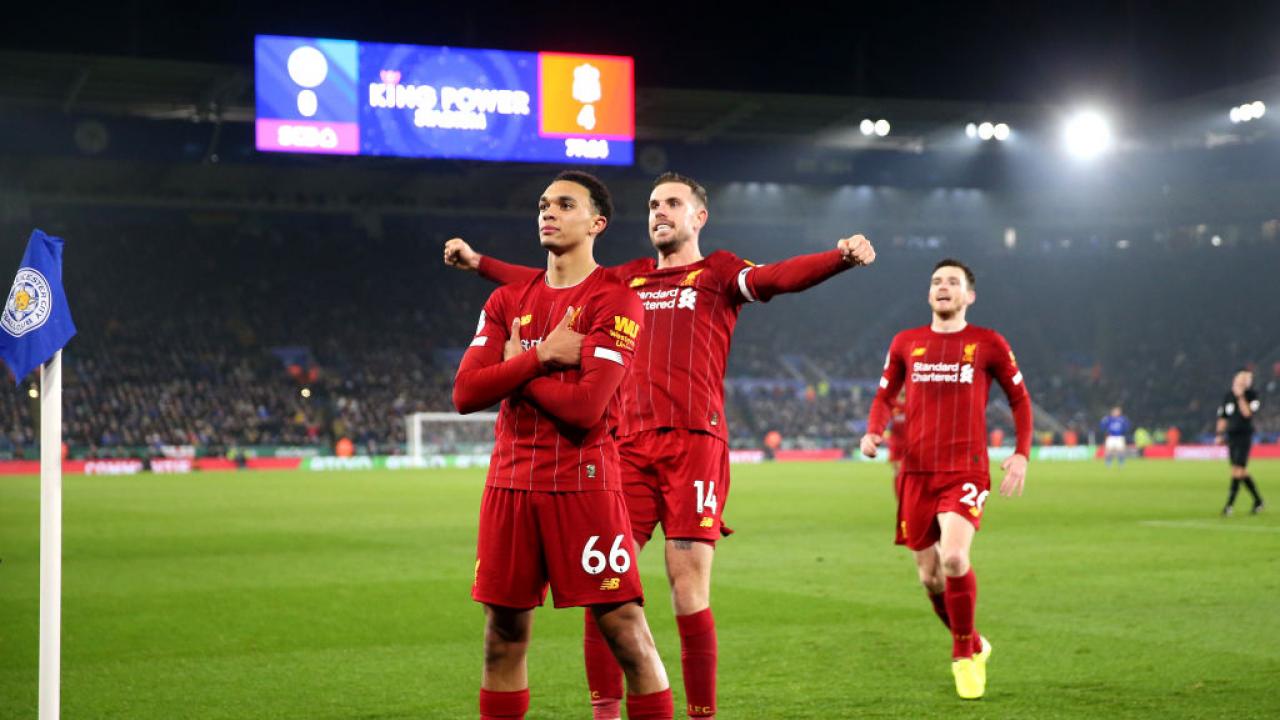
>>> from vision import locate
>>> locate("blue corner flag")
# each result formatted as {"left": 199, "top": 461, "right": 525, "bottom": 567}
{"left": 0, "top": 230, "right": 76, "bottom": 384}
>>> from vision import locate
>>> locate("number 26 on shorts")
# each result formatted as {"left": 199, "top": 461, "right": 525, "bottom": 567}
{"left": 960, "top": 482, "right": 990, "bottom": 511}
{"left": 581, "top": 534, "right": 632, "bottom": 575}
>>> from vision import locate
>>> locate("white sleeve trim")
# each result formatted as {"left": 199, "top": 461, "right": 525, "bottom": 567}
{"left": 736, "top": 267, "right": 757, "bottom": 303}
{"left": 879, "top": 376, "right": 889, "bottom": 389}
{"left": 469, "top": 336, "right": 488, "bottom": 347}
{"left": 1011, "top": 371, "right": 1023, "bottom": 386}
{"left": 593, "top": 347, "right": 624, "bottom": 365}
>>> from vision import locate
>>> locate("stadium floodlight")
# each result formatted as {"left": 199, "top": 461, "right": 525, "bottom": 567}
{"left": 1230, "top": 101, "right": 1267, "bottom": 123}
{"left": 965, "top": 122, "right": 978, "bottom": 138}
{"left": 1063, "top": 110, "right": 1112, "bottom": 160}
{"left": 860, "top": 118, "right": 875, "bottom": 136}
{"left": 874, "top": 119, "right": 890, "bottom": 136}
{"left": 993, "top": 123, "right": 1010, "bottom": 141}
{"left": 978, "top": 122, "right": 994, "bottom": 140}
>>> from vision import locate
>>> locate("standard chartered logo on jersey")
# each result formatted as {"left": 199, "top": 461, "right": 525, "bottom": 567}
{"left": 912, "top": 361, "right": 974, "bottom": 384}
{"left": 638, "top": 288, "right": 697, "bottom": 311}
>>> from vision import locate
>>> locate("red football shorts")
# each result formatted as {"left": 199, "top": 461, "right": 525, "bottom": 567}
{"left": 619, "top": 429, "right": 732, "bottom": 545}
{"left": 895, "top": 471, "right": 990, "bottom": 551}
{"left": 472, "top": 487, "right": 644, "bottom": 609}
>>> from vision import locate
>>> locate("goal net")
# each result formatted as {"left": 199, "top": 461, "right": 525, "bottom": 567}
{"left": 404, "top": 411, "right": 498, "bottom": 469}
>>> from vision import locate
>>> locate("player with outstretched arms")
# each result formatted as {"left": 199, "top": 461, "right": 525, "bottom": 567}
{"left": 860, "top": 258, "right": 1033, "bottom": 700}
{"left": 453, "top": 171, "right": 673, "bottom": 720}
{"left": 446, "top": 172, "right": 875, "bottom": 719}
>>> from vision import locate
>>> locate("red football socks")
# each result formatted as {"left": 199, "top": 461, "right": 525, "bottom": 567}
{"left": 583, "top": 610, "right": 624, "bottom": 719}
{"left": 627, "top": 688, "right": 675, "bottom": 720}
{"left": 928, "top": 590, "right": 951, "bottom": 629}
{"left": 676, "top": 608, "right": 717, "bottom": 718}
{"left": 944, "top": 569, "right": 978, "bottom": 659}
{"left": 479, "top": 688, "right": 529, "bottom": 720}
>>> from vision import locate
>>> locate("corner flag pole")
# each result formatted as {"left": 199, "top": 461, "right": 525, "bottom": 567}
{"left": 38, "top": 350, "right": 62, "bottom": 720}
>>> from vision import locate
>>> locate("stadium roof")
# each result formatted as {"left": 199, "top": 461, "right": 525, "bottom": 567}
{"left": 2, "top": 50, "right": 1277, "bottom": 154}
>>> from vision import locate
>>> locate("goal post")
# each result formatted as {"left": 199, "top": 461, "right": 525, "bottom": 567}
{"left": 406, "top": 411, "right": 498, "bottom": 465}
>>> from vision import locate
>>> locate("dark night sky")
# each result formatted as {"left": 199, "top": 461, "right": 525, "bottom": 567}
{"left": 5, "top": 1, "right": 1279, "bottom": 103}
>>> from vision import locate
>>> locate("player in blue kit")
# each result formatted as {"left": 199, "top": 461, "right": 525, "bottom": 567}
{"left": 1100, "top": 406, "right": 1131, "bottom": 467}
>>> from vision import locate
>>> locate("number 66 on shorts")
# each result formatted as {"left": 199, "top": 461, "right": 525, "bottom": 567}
{"left": 472, "top": 487, "right": 646, "bottom": 609}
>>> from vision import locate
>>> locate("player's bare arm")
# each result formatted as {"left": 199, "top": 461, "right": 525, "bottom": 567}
{"left": 443, "top": 237, "right": 482, "bottom": 271}
{"left": 837, "top": 234, "right": 876, "bottom": 266}
{"left": 999, "top": 453, "right": 1028, "bottom": 496}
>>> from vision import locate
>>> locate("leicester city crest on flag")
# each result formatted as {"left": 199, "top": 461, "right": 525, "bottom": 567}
{"left": 3, "top": 267, "right": 54, "bottom": 337}
{"left": 0, "top": 230, "right": 76, "bottom": 383}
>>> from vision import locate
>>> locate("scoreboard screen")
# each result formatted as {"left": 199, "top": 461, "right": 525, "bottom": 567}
{"left": 254, "top": 35, "right": 634, "bottom": 165}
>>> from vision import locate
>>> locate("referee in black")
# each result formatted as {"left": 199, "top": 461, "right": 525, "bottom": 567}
{"left": 1217, "top": 368, "right": 1264, "bottom": 515}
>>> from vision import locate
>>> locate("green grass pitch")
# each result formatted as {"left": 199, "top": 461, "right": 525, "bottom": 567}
{"left": 2, "top": 460, "right": 1278, "bottom": 719}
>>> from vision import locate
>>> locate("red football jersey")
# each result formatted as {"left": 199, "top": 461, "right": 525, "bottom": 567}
{"left": 868, "top": 324, "right": 1032, "bottom": 472}
{"left": 609, "top": 250, "right": 758, "bottom": 441}
{"left": 461, "top": 268, "right": 643, "bottom": 491}
{"left": 477, "top": 248, "right": 853, "bottom": 443}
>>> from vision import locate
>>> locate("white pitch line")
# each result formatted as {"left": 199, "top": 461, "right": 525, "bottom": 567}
{"left": 1139, "top": 520, "right": 1280, "bottom": 534}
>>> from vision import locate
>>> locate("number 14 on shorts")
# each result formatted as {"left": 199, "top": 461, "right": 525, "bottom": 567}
{"left": 694, "top": 479, "right": 718, "bottom": 513}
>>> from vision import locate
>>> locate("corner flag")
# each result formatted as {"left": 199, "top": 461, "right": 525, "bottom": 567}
{"left": 0, "top": 229, "right": 76, "bottom": 720}
{"left": 0, "top": 230, "right": 76, "bottom": 383}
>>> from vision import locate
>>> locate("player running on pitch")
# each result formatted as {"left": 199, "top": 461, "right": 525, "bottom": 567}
{"left": 860, "top": 258, "right": 1033, "bottom": 701}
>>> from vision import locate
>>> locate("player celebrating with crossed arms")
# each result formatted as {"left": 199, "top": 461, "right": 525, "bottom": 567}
{"left": 447, "top": 172, "right": 875, "bottom": 719}
{"left": 453, "top": 171, "right": 673, "bottom": 720}
{"left": 861, "top": 258, "right": 1033, "bottom": 700}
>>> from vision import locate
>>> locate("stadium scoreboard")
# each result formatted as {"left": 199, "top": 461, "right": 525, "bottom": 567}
{"left": 254, "top": 34, "right": 634, "bottom": 165}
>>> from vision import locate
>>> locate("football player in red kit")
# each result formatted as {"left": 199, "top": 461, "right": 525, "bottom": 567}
{"left": 447, "top": 172, "right": 875, "bottom": 719}
{"left": 861, "top": 258, "right": 1032, "bottom": 700}
{"left": 453, "top": 171, "right": 673, "bottom": 720}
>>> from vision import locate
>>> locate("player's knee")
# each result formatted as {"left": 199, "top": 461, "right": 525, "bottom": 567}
{"left": 939, "top": 550, "right": 970, "bottom": 577}
{"left": 482, "top": 634, "right": 527, "bottom": 670}
{"left": 917, "top": 568, "right": 943, "bottom": 593}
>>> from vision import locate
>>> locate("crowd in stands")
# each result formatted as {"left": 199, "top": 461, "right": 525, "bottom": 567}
{"left": 0, "top": 208, "right": 1275, "bottom": 458}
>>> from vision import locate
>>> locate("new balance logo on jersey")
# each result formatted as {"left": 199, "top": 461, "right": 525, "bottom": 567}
{"left": 699, "top": 517, "right": 714, "bottom": 528}
{"left": 678, "top": 288, "right": 697, "bottom": 310}
{"left": 912, "top": 361, "right": 975, "bottom": 384}
{"left": 599, "top": 577, "right": 620, "bottom": 590}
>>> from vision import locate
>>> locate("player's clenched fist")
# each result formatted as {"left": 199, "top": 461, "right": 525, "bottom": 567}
{"left": 860, "top": 432, "right": 883, "bottom": 458}
{"left": 838, "top": 234, "right": 875, "bottom": 266}
{"left": 444, "top": 237, "right": 481, "bottom": 271}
